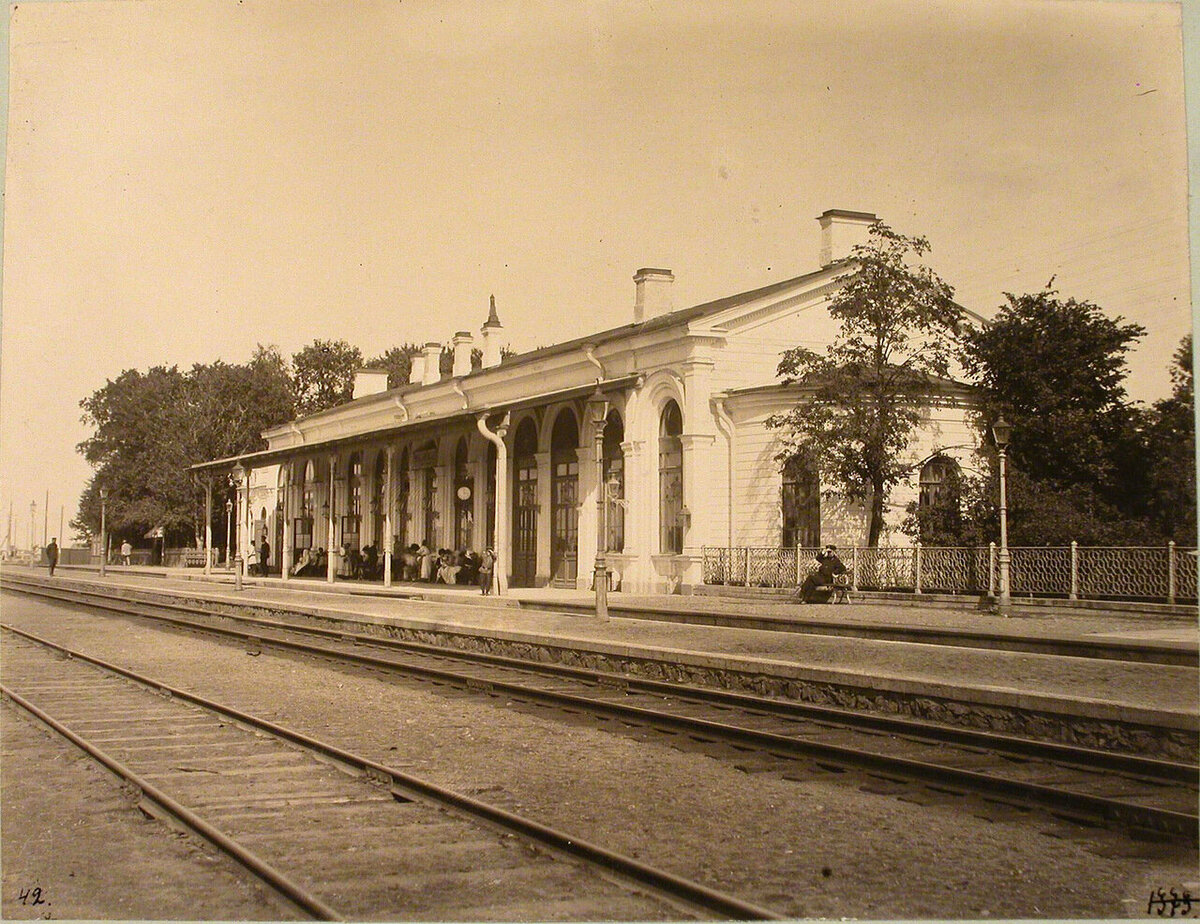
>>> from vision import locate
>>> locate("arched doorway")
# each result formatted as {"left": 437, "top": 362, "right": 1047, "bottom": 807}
{"left": 659, "top": 400, "right": 684, "bottom": 554}
{"left": 550, "top": 409, "right": 579, "bottom": 585}
{"left": 603, "top": 410, "right": 625, "bottom": 552}
{"left": 373, "top": 450, "right": 387, "bottom": 550}
{"left": 511, "top": 418, "right": 539, "bottom": 587}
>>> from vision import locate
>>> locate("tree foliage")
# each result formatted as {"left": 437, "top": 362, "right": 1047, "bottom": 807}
{"left": 1144, "top": 335, "right": 1196, "bottom": 544}
{"left": 73, "top": 346, "right": 295, "bottom": 547}
{"left": 960, "top": 290, "right": 1147, "bottom": 500}
{"left": 292, "top": 339, "right": 363, "bottom": 416}
{"left": 767, "top": 222, "right": 962, "bottom": 546}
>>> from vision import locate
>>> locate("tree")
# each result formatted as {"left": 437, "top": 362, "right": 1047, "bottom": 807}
{"left": 73, "top": 348, "right": 297, "bottom": 548}
{"left": 958, "top": 289, "right": 1157, "bottom": 543}
{"left": 767, "top": 222, "right": 962, "bottom": 546}
{"left": 960, "top": 290, "right": 1146, "bottom": 498}
{"left": 1144, "top": 335, "right": 1196, "bottom": 544}
{"left": 291, "top": 339, "right": 363, "bottom": 416}
{"left": 366, "top": 344, "right": 423, "bottom": 390}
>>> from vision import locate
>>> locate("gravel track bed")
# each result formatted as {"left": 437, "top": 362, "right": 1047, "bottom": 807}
{"left": 3, "top": 595, "right": 1196, "bottom": 920}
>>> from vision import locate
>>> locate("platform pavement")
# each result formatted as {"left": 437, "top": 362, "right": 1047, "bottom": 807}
{"left": 15, "top": 564, "right": 1198, "bottom": 729}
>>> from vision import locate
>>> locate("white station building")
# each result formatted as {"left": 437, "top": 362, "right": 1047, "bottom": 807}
{"left": 194, "top": 209, "right": 978, "bottom": 594}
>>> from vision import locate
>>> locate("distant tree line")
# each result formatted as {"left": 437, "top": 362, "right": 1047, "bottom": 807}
{"left": 72, "top": 340, "right": 512, "bottom": 549}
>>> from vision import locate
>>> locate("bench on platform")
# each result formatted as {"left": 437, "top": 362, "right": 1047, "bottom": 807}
{"left": 797, "top": 571, "right": 853, "bottom": 604}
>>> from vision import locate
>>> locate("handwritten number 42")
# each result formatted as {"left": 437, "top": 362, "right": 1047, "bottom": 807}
{"left": 17, "top": 887, "right": 45, "bottom": 906}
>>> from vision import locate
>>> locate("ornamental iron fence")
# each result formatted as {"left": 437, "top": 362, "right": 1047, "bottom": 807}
{"left": 701, "top": 542, "right": 1197, "bottom": 604}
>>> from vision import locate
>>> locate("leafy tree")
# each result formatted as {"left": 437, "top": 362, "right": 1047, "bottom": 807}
{"left": 292, "top": 339, "right": 363, "bottom": 416}
{"left": 73, "top": 348, "right": 297, "bottom": 548}
{"left": 960, "top": 290, "right": 1146, "bottom": 504}
{"left": 75, "top": 366, "right": 196, "bottom": 546}
{"left": 1144, "top": 335, "right": 1196, "bottom": 544}
{"left": 366, "top": 344, "right": 422, "bottom": 390}
{"left": 767, "top": 222, "right": 962, "bottom": 546}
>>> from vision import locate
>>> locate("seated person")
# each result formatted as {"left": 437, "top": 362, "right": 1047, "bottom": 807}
{"left": 796, "top": 545, "right": 848, "bottom": 603}
{"left": 402, "top": 543, "right": 420, "bottom": 582}
{"left": 457, "top": 550, "right": 479, "bottom": 585}
{"left": 436, "top": 549, "right": 461, "bottom": 585}
{"left": 361, "top": 543, "right": 379, "bottom": 579}
{"left": 291, "top": 547, "right": 312, "bottom": 576}
{"left": 314, "top": 547, "right": 327, "bottom": 573}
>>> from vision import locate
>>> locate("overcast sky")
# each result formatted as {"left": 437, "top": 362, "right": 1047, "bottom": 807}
{"left": 0, "top": 0, "right": 1191, "bottom": 545}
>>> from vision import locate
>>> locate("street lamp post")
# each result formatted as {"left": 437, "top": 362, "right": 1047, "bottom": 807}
{"left": 225, "top": 499, "right": 233, "bottom": 567}
{"left": 99, "top": 488, "right": 108, "bottom": 578}
{"left": 992, "top": 416, "right": 1013, "bottom": 613}
{"left": 587, "top": 388, "right": 610, "bottom": 618}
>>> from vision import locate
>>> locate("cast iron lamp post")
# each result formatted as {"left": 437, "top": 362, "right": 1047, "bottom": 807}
{"left": 99, "top": 488, "right": 108, "bottom": 578}
{"left": 588, "top": 388, "right": 610, "bottom": 618}
{"left": 992, "top": 416, "right": 1013, "bottom": 613}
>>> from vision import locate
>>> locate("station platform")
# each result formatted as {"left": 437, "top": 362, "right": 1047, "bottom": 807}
{"left": 9, "top": 564, "right": 1200, "bottom": 758}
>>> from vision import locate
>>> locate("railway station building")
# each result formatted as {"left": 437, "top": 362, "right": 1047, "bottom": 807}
{"left": 193, "top": 210, "right": 978, "bottom": 594}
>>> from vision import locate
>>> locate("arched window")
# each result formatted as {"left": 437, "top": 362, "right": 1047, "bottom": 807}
{"left": 919, "top": 456, "right": 961, "bottom": 509}
{"left": 550, "top": 410, "right": 580, "bottom": 583}
{"left": 511, "top": 418, "right": 539, "bottom": 586}
{"left": 454, "top": 436, "right": 473, "bottom": 551}
{"left": 372, "top": 451, "right": 387, "bottom": 549}
{"left": 603, "top": 410, "right": 625, "bottom": 552}
{"left": 916, "top": 455, "right": 963, "bottom": 544}
{"left": 781, "top": 457, "right": 820, "bottom": 548}
{"left": 393, "top": 448, "right": 409, "bottom": 549}
{"left": 345, "top": 452, "right": 363, "bottom": 551}
{"left": 415, "top": 440, "right": 438, "bottom": 544}
{"left": 295, "top": 461, "right": 315, "bottom": 551}
{"left": 659, "top": 400, "right": 683, "bottom": 554}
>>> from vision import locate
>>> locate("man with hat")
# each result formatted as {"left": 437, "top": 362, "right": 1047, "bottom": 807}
{"left": 796, "top": 544, "right": 848, "bottom": 603}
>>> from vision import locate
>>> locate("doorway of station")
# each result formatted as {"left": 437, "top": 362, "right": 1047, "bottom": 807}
{"left": 549, "top": 410, "right": 579, "bottom": 586}
{"left": 511, "top": 418, "right": 538, "bottom": 587}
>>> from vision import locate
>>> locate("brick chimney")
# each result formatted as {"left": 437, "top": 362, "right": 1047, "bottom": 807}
{"left": 352, "top": 369, "right": 389, "bottom": 399}
{"left": 633, "top": 268, "right": 674, "bottom": 323}
{"left": 481, "top": 295, "right": 505, "bottom": 369}
{"left": 422, "top": 341, "right": 441, "bottom": 385}
{"left": 451, "top": 331, "right": 474, "bottom": 377}
{"left": 817, "top": 209, "right": 878, "bottom": 266}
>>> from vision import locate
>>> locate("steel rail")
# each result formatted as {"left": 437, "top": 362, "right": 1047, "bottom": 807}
{"left": 7, "top": 575, "right": 1195, "bottom": 784}
{"left": 7, "top": 590, "right": 1198, "bottom": 841}
{"left": 0, "top": 683, "right": 343, "bottom": 921}
{"left": 1, "top": 623, "right": 785, "bottom": 922}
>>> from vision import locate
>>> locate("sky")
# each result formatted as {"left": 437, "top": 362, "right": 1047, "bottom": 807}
{"left": 0, "top": 0, "right": 1192, "bottom": 547}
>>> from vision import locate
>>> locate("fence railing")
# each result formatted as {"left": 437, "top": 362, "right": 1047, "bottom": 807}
{"left": 702, "top": 542, "right": 1198, "bottom": 604}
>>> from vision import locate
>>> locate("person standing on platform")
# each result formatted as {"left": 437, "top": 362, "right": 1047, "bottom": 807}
{"left": 478, "top": 547, "right": 495, "bottom": 595}
{"left": 417, "top": 540, "right": 434, "bottom": 582}
{"left": 46, "top": 538, "right": 59, "bottom": 576}
{"left": 120, "top": 540, "right": 132, "bottom": 566}
{"left": 259, "top": 537, "right": 271, "bottom": 576}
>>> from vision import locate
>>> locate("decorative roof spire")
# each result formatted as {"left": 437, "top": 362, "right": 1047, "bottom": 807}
{"left": 483, "top": 294, "right": 502, "bottom": 329}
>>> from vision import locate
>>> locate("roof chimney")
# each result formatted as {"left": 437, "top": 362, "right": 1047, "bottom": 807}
{"left": 817, "top": 209, "right": 878, "bottom": 266}
{"left": 408, "top": 353, "right": 426, "bottom": 385}
{"left": 451, "top": 330, "right": 474, "bottom": 377}
{"left": 481, "top": 295, "right": 505, "bottom": 369}
{"left": 422, "top": 341, "right": 442, "bottom": 385}
{"left": 353, "top": 369, "right": 389, "bottom": 400}
{"left": 633, "top": 268, "right": 674, "bottom": 323}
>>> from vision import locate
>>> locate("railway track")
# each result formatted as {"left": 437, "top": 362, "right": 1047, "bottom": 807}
{"left": 1, "top": 624, "right": 782, "bottom": 921}
{"left": 4, "top": 575, "right": 1197, "bottom": 843}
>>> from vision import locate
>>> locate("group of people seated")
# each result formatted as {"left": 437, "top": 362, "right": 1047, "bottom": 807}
{"left": 286, "top": 540, "right": 493, "bottom": 591}
{"left": 394, "top": 542, "right": 484, "bottom": 586}
{"left": 290, "top": 546, "right": 328, "bottom": 577}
